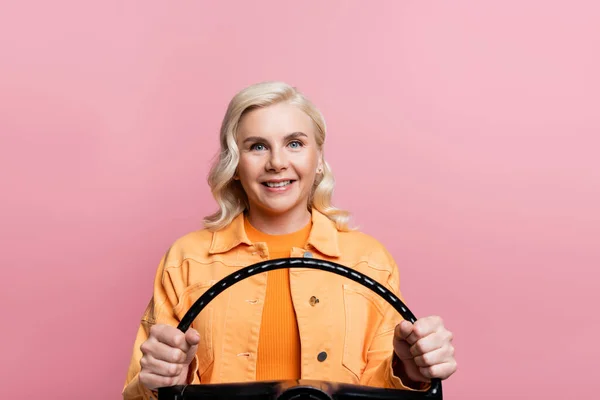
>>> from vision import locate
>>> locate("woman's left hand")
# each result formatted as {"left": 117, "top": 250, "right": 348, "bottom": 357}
{"left": 393, "top": 316, "right": 457, "bottom": 383}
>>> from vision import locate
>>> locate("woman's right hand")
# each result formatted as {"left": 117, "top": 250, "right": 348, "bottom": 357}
{"left": 139, "top": 324, "right": 200, "bottom": 390}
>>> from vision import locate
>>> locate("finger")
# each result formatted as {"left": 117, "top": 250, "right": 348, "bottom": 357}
{"left": 405, "top": 316, "right": 446, "bottom": 346}
{"left": 413, "top": 328, "right": 453, "bottom": 357}
{"left": 419, "top": 360, "right": 458, "bottom": 380}
{"left": 412, "top": 344, "right": 455, "bottom": 367}
{"left": 409, "top": 329, "right": 452, "bottom": 357}
{"left": 145, "top": 339, "right": 187, "bottom": 364}
{"left": 183, "top": 329, "right": 200, "bottom": 364}
{"left": 139, "top": 369, "right": 182, "bottom": 391}
{"left": 140, "top": 354, "right": 185, "bottom": 377}
{"left": 394, "top": 320, "right": 415, "bottom": 343}
{"left": 413, "top": 316, "right": 443, "bottom": 337}
{"left": 150, "top": 324, "right": 190, "bottom": 351}
{"left": 185, "top": 328, "right": 200, "bottom": 347}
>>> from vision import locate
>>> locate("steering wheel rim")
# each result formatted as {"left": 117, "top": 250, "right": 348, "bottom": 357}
{"left": 158, "top": 257, "right": 443, "bottom": 399}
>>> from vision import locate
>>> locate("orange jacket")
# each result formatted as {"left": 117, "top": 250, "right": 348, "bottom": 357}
{"left": 123, "top": 210, "right": 420, "bottom": 399}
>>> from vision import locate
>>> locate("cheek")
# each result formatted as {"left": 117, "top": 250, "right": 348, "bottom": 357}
{"left": 237, "top": 158, "right": 259, "bottom": 185}
{"left": 296, "top": 152, "right": 319, "bottom": 174}
{"left": 296, "top": 159, "right": 318, "bottom": 187}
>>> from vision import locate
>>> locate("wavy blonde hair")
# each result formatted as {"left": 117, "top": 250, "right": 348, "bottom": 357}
{"left": 203, "top": 81, "right": 351, "bottom": 231}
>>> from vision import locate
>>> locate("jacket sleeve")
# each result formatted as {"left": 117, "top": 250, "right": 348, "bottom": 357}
{"left": 358, "top": 252, "right": 430, "bottom": 391}
{"left": 122, "top": 254, "right": 201, "bottom": 400}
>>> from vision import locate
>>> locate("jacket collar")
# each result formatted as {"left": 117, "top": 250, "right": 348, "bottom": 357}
{"left": 209, "top": 209, "right": 341, "bottom": 257}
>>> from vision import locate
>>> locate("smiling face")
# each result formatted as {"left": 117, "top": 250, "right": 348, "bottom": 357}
{"left": 235, "top": 101, "right": 323, "bottom": 227}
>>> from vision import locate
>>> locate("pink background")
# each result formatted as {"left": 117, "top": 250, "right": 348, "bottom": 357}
{"left": 1, "top": 1, "right": 598, "bottom": 399}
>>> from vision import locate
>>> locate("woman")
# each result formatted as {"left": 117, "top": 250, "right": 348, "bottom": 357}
{"left": 122, "top": 81, "right": 457, "bottom": 399}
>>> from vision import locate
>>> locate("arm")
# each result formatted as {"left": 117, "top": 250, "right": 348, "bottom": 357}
{"left": 358, "top": 254, "right": 429, "bottom": 391}
{"left": 122, "top": 255, "right": 201, "bottom": 400}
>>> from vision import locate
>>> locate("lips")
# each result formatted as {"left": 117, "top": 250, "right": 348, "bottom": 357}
{"left": 262, "top": 180, "right": 294, "bottom": 188}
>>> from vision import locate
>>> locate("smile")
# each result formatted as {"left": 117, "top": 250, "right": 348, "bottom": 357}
{"left": 262, "top": 180, "right": 293, "bottom": 188}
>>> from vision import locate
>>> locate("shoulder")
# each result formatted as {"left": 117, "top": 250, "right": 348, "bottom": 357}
{"left": 338, "top": 229, "right": 396, "bottom": 264}
{"left": 160, "top": 228, "right": 215, "bottom": 268}
{"left": 336, "top": 229, "right": 399, "bottom": 280}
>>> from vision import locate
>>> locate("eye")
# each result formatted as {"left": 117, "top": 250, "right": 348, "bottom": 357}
{"left": 250, "top": 143, "right": 267, "bottom": 151}
{"left": 288, "top": 140, "right": 304, "bottom": 149}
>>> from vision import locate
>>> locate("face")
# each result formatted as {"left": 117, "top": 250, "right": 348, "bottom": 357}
{"left": 235, "top": 101, "right": 323, "bottom": 220}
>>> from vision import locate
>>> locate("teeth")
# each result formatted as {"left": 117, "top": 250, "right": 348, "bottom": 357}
{"left": 265, "top": 180, "right": 291, "bottom": 188}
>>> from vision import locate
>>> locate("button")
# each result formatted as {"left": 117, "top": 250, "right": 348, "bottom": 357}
{"left": 303, "top": 251, "right": 313, "bottom": 258}
{"left": 317, "top": 351, "right": 327, "bottom": 362}
{"left": 309, "top": 296, "right": 319, "bottom": 306}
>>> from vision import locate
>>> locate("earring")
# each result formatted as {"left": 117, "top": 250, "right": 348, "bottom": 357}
{"left": 317, "top": 167, "right": 323, "bottom": 174}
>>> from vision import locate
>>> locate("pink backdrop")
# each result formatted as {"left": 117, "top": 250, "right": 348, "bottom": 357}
{"left": 1, "top": 1, "right": 598, "bottom": 399}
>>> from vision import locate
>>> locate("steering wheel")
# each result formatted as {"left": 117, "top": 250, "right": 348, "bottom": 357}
{"left": 157, "top": 257, "right": 443, "bottom": 399}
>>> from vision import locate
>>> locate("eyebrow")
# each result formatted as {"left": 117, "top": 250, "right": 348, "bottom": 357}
{"left": 242, "top": 131, "right": 308, "bottom": 144}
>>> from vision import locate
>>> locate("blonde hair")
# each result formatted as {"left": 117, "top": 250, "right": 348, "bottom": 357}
{"left": 203, "top": 81, "right": 351, "bottom": 231}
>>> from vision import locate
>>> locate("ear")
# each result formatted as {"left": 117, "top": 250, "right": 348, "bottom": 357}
{"left": 317, "top": 158, "right": 324, "bottom": 174}
{"left": 316, "top": 149, "right": 324, "bottom": 174}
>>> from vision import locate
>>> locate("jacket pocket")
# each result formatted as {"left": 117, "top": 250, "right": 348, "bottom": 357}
{"left": 173, "top": 280, "right": 216, "bottom": 377}
{"left": 341, "top": 283, "right": 386, "bottom": 382}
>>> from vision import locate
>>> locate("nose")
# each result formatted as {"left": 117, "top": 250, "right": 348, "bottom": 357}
{"left": 266, "top": 147, "right": 288, "bottom": 172}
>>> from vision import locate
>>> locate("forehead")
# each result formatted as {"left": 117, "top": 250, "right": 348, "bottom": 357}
{"left": 237, "top": 102, "right": 316, "bottom": 140}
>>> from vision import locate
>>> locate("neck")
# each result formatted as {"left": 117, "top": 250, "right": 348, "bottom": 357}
{"left": 246, "top": 207, "right": 311, "bottom": 235}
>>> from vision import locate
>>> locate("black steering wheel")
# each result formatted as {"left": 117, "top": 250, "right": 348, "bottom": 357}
{"left": 157, "top": 257, "right": 443, "bottom": 399}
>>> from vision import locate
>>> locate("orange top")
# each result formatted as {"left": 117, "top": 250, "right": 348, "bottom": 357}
{"left": 244, "top": 217, "right": 312, "bottom": 381}
{"left": 123, "top": 209, "right": 429, "bottom": 399}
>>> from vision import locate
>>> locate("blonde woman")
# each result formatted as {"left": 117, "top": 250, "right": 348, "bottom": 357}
{"left": 122, "top": 82, "right": 457, "bottom": 399}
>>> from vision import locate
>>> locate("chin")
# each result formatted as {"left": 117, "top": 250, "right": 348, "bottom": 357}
{"left": 257, "top": 200, "right": 303, "bottom": 216}
{"left": 262, "top": 205, "right": 296, "bottom": 215}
